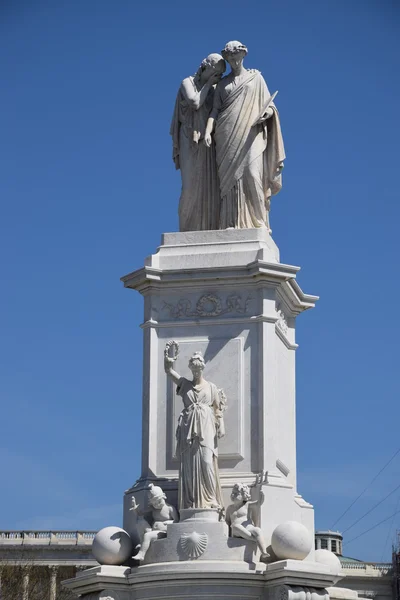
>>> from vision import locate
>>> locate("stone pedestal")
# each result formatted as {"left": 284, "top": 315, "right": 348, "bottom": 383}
{"left": 139, "top": 507, "right": 259, "bottom": 569}
{"left": 63, "top": 559, "right": 342, "bottom": 600}
{"left": 62, "top": 229, "right": 336, "bottom": 600}
{"left": 120, "top": 229, "right": 318, "bottom": 554}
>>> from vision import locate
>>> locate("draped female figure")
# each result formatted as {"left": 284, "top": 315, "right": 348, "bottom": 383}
{"left": 164, "top": 342, "right": 226, "bottom": 510}
{"left": 170, "top": 54, "right": 225, "bottom": 231}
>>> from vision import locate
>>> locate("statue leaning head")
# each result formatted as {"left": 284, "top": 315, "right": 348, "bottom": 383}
{"left": 196, "top": 53, "right": 226, "bottom": 80}
{"left": 188, "top": 351, "right": 206, "bottom": 374}
{"left": 231, "top": 482, "right": 251, "bottom": 502}
{"left": 221, "top": 40, "right": 248, "bottom": 60}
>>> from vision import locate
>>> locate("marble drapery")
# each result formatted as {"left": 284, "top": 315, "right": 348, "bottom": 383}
{"left": 170, "top": 77, "right": 221, "bottom": 231}
{"left": 175, "top": 377, "right": 224, "bottom": 510}
{"left": 211, "top": 69, "right": 285, "bottom": 229}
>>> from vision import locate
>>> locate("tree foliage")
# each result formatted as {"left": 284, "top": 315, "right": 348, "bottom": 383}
{"left": 0, "top": 562, "right": 78, "bottom": 600}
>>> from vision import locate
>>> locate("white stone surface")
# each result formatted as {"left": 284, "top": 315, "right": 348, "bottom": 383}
{"left": 145, "top": 227, "right": 281, "bottom": 267}
{"left": 92, "top": 527, "right": 133, "bottom": 566}
{"left": 271, "top": 521, "right": 313, "bottom": 560}
{"left": 327, "top": 587, "right": 359, "bottom": 599}
{"left": 63, "top": 558, "right": 341, "bottom": 599}
{"left": 314, "top": 549, "right": 342, "bottom": 575}
{"left": 121, "top": 228, "right": 318, "bottom": 558}
{"left": 264, "top": 559, "right": 342, "bottom": 586}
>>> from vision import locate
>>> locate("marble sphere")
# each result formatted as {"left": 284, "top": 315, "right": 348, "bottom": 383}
{"left": 271, "top": 521, "right": 312, "bottom": 560}
{"left": 92, "top": 526, "right": 133, "bottom": 565}
{"left": 315, "top": 549, "right": 342, "bottom": 574}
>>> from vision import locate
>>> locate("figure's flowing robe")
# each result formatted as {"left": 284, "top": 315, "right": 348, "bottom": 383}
{"left": 211, "top": 70, "right": 285, "bottom": 229}
{"left": 170, "top": 78, "right": 221, "bottom": 231}
{"left": 176, "top": 378, "right": 223, "bottom": 510}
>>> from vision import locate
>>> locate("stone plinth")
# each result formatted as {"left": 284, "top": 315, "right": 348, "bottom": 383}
{"left": 139, "top": 507, "right": 257, "bottom": 568}
{"left": 121, "top": 229, "right": 318, "bottom": 555}
{"left": 63, "top": 559, "right": 341, "bottom": 599}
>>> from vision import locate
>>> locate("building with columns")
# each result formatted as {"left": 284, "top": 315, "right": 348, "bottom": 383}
{"left": 0, "top": 531, "right": 96, "bottom": 599}
{"left": 315, "top": 531, "right": 393, "bottom": 600}
{"left": 0, "top": 530, "right": 394, "bottom": 599}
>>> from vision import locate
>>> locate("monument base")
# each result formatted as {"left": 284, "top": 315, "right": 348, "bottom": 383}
{"left": 121, "top": 228, "right": 319, "bottom": 557}
{"left": 63, "top": 559, "right": 342, "bottom": 599}
{"left": 63, "top": 507, "right": 343, "bottom": 599}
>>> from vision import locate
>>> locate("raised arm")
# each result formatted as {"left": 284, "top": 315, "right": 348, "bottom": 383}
{"left": 169, "top": 504, "right": 179, "bottom": 523}
{"left": 181, "top": 73, "right": 221, "bottom": 111}
{"left": 164, "top": 340, "right": 181, "bottom": 385}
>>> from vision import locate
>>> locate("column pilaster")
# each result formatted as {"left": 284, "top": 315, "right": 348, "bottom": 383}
{"left": 22, "top": 571, "right": 29, "bottom": 600}
{"left": 49, "top": 566, "right": 58, "bottom": 600}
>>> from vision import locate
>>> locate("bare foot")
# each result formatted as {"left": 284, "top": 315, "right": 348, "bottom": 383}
{"left": 260, "top": 552, "right": 270, "bottom": 562}
{"left": 133, "top": 551, "right": 144, "bottom": 562}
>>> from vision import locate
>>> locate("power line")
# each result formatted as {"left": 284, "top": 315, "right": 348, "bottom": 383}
{"left": 331, "top": 446, "right": 400, "bottom": 528}
{"left": 380, "top": 493, "right": 400, "bottom": 562}
{"left": 343, "top": 482, "right": 400, "bottom": 534}
{"left": 346, "top": 508, "right": 400, "bottom": 545}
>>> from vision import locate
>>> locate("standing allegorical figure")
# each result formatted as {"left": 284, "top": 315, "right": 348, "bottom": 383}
{"left": 164, "top": 341, "right": 227, "bottom": 510}
{"left": 170, "top": 54, "right": 226, "bottom": 232}
{"left": 205, "top": 41, "right": 285, "bottom": 231}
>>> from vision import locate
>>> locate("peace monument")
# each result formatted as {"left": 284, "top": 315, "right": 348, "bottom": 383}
{"left": 64, "top": 40, "right": 356, "bottom": 600}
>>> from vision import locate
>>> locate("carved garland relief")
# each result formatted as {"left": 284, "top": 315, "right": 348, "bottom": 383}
{"left": 163, "top": 293, "right": 252, "bottom": 319}
{"left": 276, "top": 304, "right": 289, "bottom": 335}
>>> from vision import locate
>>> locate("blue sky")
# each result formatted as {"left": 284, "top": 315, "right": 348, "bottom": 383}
{"left": 0, "top": 0, "right": 399, "bottom": 562}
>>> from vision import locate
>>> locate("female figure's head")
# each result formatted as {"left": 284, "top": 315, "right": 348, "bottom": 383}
{"left": 221, "top": 41, "right": 248, "bottom": 74}
{"left": 188, "top": 351, "right": 205, "bottom": 380}
{"left": 231, "top": 482, "right": 251, "bottom": 504}
{"left": 195, "top": 53, "right": 226, "bottom": 85}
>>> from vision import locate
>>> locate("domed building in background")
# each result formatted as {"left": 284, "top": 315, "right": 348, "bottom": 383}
{"left": 315, "top": 531, "right": 394, "bottom": 600}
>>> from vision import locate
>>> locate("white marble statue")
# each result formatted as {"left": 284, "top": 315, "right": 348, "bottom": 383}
{"left": 226, "top": 482, "right": 270, "bottom": 561}
{"left": 205, "top": 41, "right": 285, "bottom": 231}
{"left": 164, "top": 341, "right": 226, "bottom": 510}
{"left": 130, "top": 484, "right": 178, "bottom": 562}
{"left": 170, "top": 54, "right": 226, "bottom": 232}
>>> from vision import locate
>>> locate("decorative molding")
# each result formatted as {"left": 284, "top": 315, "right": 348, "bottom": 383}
{"left": 269, "top": 585, "right": 329, "bottom": 600}
{"left": 163, "top": 293, "right": 252, "bottom": 319}
{"left": 178, "top": 531, "right": 208, "bottom": 559}
{"left": 275, "top": 325, "right": 298, "bottom": 350}
{"left": 167, "top": 336, "right": 245, "bottom": 466}
{"left": 85, "top": 594, "right": 123, "bottom": 600}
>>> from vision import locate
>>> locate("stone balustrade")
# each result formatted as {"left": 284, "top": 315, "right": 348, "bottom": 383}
{"left": 0, "top": 530, "right": 96, "bottom": 546}
{"left": 340, "top": 562, "right": 392, "bottom": 576}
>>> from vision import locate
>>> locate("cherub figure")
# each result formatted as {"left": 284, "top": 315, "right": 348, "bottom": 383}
{"left": 130, "top": 483, "right": 178, "bottom": 562}
{"left": 226, "top": 482, "right": 269, "bottom": 561}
